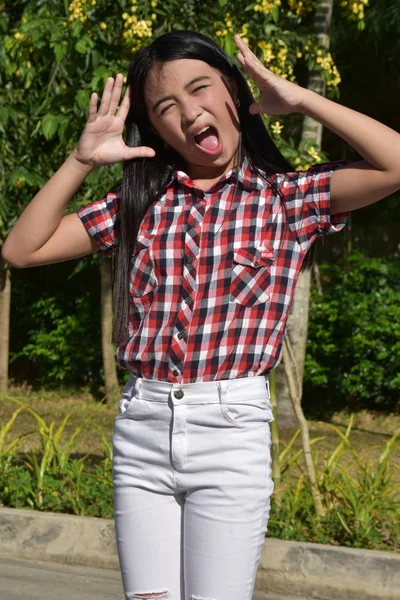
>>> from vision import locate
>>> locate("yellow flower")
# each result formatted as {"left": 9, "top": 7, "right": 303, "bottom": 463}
{"left": 151, "top": 0, "right": 157, "bottom": 6}
{"left": 271, "top": 121, "right": 284, "bottom": 135}
{"left": 99, "top": 22, "right": 107, "bottom": 30}
{"left": 151, "top": 13, "right": 157, "bottom": 20}
{"left": 14, "top": 32, "right": 22, "bottom": 39}
{"left": 297, "top": 52, "right": 302, "bottom": 58}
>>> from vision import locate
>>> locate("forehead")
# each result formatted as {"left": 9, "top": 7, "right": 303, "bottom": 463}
{"left": 145, "top": 59, "right": 219, "bottom": 101}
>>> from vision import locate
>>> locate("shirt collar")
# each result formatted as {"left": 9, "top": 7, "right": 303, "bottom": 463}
{"left": 163, "top": 152, "right": 266, "bottom": 193}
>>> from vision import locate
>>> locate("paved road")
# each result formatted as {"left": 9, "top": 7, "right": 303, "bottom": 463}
{"left": 0, "top": 554, "right": 295, "bottom": 600}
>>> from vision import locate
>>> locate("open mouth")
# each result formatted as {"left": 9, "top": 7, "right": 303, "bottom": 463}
{"left": 193, "top": 125, "right": 223, "bottom": 156}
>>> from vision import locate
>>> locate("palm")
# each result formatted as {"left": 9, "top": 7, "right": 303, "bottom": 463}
{"left": 79, "top": 112, "right": 131, "bottom": 166}
{"left": 233, "top": 35, "right": 306, "bottom": 115}
{"left": 75, "top": 74, "right": 155, "bottom": 167}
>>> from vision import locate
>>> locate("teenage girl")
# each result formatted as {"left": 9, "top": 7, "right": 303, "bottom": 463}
{"left": 3, "top": 30, "right": 400, "bottom": 600}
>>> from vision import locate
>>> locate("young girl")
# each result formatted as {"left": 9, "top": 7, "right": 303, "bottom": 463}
{"left": 3, "top": 30, "right": 400, "bottom": 600}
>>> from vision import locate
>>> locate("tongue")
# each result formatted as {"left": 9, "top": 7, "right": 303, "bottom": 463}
{"left": 195, "top": 127, "right": 219, "bottom": 151}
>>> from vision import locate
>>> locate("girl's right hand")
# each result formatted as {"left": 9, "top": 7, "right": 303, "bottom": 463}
{"left": 73, "top": 74, "right": 156, "bottom": 168}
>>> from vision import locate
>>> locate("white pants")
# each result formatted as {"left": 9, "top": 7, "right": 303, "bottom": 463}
{"left": 112, "top": 374, "right": 275, "bottom": 600}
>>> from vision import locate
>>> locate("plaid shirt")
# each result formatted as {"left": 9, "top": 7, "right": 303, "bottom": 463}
{"left": 76, "top": 153, "right": 348, "bottom": 383}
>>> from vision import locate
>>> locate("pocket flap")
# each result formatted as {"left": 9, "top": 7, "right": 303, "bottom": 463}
{"left": 233, "top": 246, "right": 275, "bottom": 268}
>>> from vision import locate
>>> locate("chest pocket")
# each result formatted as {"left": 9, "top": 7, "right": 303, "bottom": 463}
{"left": 130, "top": 234, "right": 158, "bottom": 300}
{"left": 229, "top": 245, "right": 275, "bottom": 307}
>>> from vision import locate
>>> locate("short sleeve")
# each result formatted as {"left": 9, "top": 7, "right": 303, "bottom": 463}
{"left": 75, "top": 186, "right": 120, "bottom": 259}
{"left": 279, "top": 160, "right": 349, "bottom": 252}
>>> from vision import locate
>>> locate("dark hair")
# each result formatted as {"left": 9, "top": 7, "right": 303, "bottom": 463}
{"left": 111, "top": 30, "right": 313, "bottom": 345}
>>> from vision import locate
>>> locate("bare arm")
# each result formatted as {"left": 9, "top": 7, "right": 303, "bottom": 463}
{"left": 2, "top": 150, "right": 97, "bottom": 267}
{"left": 1, "top": 74, "right": 155, "bottom": 268}
{"left": 298, "top": 90, "right": 400, "bottom": 214}
{"left": 233, "top": 34, "right": 400, "bottom": 215}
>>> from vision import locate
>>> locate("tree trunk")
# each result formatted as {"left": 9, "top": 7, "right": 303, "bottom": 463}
{"left": 100, "top": 258, "right": 119, "bottom": 404}
{"left": 276, "top": 268, "right": 312, "bottom": 428}
{"left": 276, "top": 0, "right": 334, "bottom": 428}
{"left": 0, "top": 255, "right": 11, "bottom": 394}
{"left": 282, "top": 333, "right": 326, "bottom": 518}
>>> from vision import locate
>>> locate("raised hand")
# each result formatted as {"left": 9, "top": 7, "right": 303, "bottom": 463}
{"left": 233, "top": 34, "right": 307, "bottom": 116}
{"left": 74, "top": 74, "right": 156, "bottom": 167}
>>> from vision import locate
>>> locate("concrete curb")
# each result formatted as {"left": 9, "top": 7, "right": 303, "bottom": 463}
{"left": 0, "top": 506, "right": 398, "bottom": 599}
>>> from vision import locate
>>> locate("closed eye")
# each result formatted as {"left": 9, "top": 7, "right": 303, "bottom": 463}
{"left": 159, "top": 86, "right": 209, "bottom": 116}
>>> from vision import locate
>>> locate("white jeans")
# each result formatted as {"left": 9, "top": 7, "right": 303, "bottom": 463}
{"left": 112, "top": 374, "right": 275, "bottom": 600}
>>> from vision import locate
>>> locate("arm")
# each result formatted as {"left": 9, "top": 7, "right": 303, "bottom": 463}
{"left": 1, "top": 150, "right": 97, "bottom": 267}
{"left": 1, "top": 74, "right": 155, "bottom": 268}
{"left": 298, "top": 91, "right": 400, "bottom": 214}
{"left": 233, "top": 34, "right": 400, "bottom": 214}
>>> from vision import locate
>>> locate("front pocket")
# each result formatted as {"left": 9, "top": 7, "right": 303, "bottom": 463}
{"left": 229, "top": 246, "right": 275, "bottom": 306}
{"left": 116, "top": 396, "right": 139, "bottom": 419}
{"left": 220, "top": 397, "right": 273, "bottom": 429}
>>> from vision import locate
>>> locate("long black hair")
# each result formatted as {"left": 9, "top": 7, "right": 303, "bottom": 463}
{"left": 111, "top": 30, "right": 313, "bottom": 345}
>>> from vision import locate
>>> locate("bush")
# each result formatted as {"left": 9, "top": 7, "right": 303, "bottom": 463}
{"left": 305, "top": 250, "right": 400, "bottom": 415}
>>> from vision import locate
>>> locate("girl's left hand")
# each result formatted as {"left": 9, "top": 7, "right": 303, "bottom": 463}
{"left": 233, "top": 34, "right": 307, "bottom": 115}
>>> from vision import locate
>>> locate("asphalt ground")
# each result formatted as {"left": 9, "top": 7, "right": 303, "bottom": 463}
{"left": 0, "top": 553, "right": 297, "bottom": 600}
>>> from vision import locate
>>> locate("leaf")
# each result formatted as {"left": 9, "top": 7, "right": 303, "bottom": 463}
{"left": 41, "top": 114, "right": 59, "bottom": 140}
{"left": 271, "top": 6, "right": 279, "bottom": 23}
{"left": 218, "top": 0, "right": 228, "bottom": 6}
{"left": 54, "top": 42, "right": 67, "bottom": 63}
{"left": 224, "top": 34, "right": 236, "bottom": 58}
{"left": 76, "top": 89, "right": 90, "bottom": 110}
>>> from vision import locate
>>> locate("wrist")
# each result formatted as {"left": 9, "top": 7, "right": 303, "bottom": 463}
{"left": 296, "top": 87, "right": 318, "bottom": 115}
{"left": 68, "top": 147, "right": 95, "bottom": 175}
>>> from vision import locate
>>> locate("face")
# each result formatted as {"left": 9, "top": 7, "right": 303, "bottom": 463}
{"left": 144, "top": 59, "right": 240, "bottom": 180}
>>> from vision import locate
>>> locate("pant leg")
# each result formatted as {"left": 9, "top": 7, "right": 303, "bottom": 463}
{"left": 183, "top": 424, "right": 273, "bottom": 600}
{"left": 112, "top": 375, "right": 185, "bottom": 599}
{"left": 113, "top": 486, "right": 184, "bottom": 599}
{"left": 168, "top": 377, "right": 274, "bottom": 600}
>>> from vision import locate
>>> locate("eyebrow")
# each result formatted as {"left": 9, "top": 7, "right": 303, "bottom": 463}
{"left": 151, "top": 75, "right": 211, "bottom": 112}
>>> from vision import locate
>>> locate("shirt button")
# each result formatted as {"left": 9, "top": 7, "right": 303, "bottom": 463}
{"left": 254, "top": 261, "right": 259, "bottom": 268}
{"left": 185, "top": 296, "right": 193, "bottom": 305}
{"left": 174, "top": 389, "right": 184, "bottom": 399}
{"left": 177, "top": 331, "right": 186, "bottom": 340}
{"left": 187, "top": 256, "right": 193, "bottom": 264}
{"left": 172, "top": 369, "right": 180, "bottom": 377}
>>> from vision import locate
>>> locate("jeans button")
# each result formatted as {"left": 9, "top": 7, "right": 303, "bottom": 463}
{"left": 174, "top": 389, "right": 184, "bottom": 399}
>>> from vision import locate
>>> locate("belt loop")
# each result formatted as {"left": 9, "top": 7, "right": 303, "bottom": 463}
{"left": 218, "top": 380, "right": 227, "bottom": 405}
{"left": 265, "top": 376, "right": 270, "bottom": 398}
{"left": 135, "top": 375, "right": 142, "bottom": 397}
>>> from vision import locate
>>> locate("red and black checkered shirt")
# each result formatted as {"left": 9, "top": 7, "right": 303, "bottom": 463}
{"left": 76, "top": 153, "right": 348, "bottom": 383}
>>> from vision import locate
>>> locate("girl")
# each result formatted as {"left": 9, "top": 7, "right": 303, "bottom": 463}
{"left": 3, "top": 30, "right": 400, "bottom": 600}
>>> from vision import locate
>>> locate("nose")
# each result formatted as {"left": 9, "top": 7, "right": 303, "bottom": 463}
{"left": 180, "top": 97, "right": 203, "bottom": 129}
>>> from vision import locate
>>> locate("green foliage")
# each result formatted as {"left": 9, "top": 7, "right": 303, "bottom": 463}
{"left": 9, "top": 259, "right": 104, "bottom": 387}
{"left": 268, "top": 415, "right": 400, "bottom": 550}
{"left": 305, "top": 250, "right": 400, "bottom": 414}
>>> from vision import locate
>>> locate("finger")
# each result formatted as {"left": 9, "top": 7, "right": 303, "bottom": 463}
{"left": 108, "top": 73, "right": 124, "bottom": 115}
{"left": 249, "top": 102, "right": 261, "bottom": 115}
{"left": 116, "top": 84, "right": 131, "bottom": 123}
{"left": 234, "top": 34, "right": 272, "bottom": 77}
{"left": 87, "top": 92, "right": 98, "bottom": 124}
{"left": 97, "top": 76, "right": 115, "bottom": 116}
{"left": 125, "top": 145, "right": 156, "bottom": 160}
